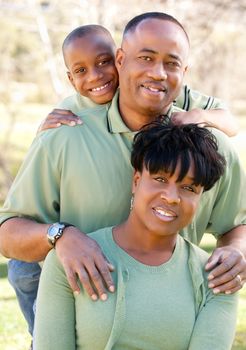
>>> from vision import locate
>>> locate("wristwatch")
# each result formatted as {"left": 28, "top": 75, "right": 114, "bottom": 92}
{"left": 47, "top": 222, "right": 73, "bottom": 246}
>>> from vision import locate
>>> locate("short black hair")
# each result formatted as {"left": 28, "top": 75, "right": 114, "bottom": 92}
{"left": 62, "top": 24, "right": 115, "bottom": 54}
{"left": 131, "top": 119, "right": 226, "bottom": 192}
{"left": 123, "top": 12, "right": 189, "bottom": 44}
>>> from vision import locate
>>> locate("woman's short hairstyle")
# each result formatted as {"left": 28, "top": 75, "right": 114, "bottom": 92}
{"left": 131, "top": 118, "right": 226, "bottom": 191}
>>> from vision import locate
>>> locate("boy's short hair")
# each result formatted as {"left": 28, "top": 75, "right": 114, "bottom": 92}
{"left": 131, "top": 118, "right": 226, "bottom": 191}
{"left": 62, "top": 24, "right": 115, "bottom": 54}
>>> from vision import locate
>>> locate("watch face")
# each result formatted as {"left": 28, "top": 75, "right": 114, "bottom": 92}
{"left": 47, "top": 223, "right": 65, "bottom": 244}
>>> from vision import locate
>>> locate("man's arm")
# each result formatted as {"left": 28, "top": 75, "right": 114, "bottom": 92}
{"left": 205, "top": 225, "right": 246, "bottom": 294}
{"left": 0, "top": 217, "right": 114, "bottom": 300}
{"left": 171, "top": 108, "right": 239, "bottom": 137}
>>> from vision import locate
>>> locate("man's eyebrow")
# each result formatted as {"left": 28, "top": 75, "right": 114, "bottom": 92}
{"left": 139, "top": 48, "right": 182, "bottom": 61}
{"left": 139, "top": 48, "right": 158, "bottom": 54}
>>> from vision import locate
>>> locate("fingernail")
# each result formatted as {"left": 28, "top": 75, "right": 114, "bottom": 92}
{"left": 56, "top": 123, "right": 61, "bottom": 127}
{"left": 73, "top": 291, "right": 79, "bottom": 296}
{"left": 225, "top": 290, "right": 231, "bottom": 295}
{"left": 100, "top": 293, "right": 107, "bottom": 301}
{"left": 77, "top": 119, "right": 82, "bottom": 124}
{"left": 208, "top": 274, "right": 214, "bottom": 280}
{"left": 213, "top": 288, "right": 220, "bottom": 294}
{"left": 91, "top": 294, "right": 98, "bottom": 301}
{"left": 208, "top": 283, "right": 214, "bottom": 288}
{"left": 70, "top": 121, "right": 76, "bottom": 126}
{"left": 109, "top": 285, "right": 115, "bottom": 292}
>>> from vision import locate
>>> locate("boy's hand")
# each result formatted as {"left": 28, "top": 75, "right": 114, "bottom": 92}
{"left": 205, "top": 246, "right": 246, "bottom": 294}
{"left": 171, "top": 109, "right": 209, "bottom": 127}
{"left": 55, "top": 226, "right": 115, "bottom": 301}
{"left": 37, "top": 109, "right": 82, "bottom": 133}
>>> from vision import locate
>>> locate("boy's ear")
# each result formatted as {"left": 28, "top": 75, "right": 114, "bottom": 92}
{"left": 115, "top": 48, "right": 125, "bottom": 70}
{"left": 67, "top": 71, "right": 76, "bottom": 89}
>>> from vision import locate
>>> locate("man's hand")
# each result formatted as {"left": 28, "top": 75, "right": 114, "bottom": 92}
{"left": 205, "top": 246, "right": 246, "bottom": 294}
{"left": 55, "top": 226, "right": 115, "bottom": 301}
{"left": 37, "top": 109, "right": 82, "bottom": 133}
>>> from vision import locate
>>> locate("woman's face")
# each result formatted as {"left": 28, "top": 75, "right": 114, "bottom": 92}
{"left": 131, "top": 163, "right": 203, "bottom": 237}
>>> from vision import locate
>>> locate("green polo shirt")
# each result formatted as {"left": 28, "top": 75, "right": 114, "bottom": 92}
{"left": 0, "top": 92, "right": 245, "bottom": 243}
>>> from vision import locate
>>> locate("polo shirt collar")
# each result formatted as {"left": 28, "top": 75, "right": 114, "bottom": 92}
{"left": 107, "top": 89, "right": 177, "bottom": 134}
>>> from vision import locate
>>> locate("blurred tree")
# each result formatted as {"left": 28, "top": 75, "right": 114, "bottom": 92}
{"left": 0, "top": 0, "right": 246, "bottom": 202}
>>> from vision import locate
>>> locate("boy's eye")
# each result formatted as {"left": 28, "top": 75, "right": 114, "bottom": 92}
{"left": 98, "top": 59, "right": 110, "bottom": 66}
{"left": 75, "top": 67, "right": 86, "bottom": 74}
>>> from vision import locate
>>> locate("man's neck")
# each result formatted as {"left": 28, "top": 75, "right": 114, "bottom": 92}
{"left": 118, "top": 98, "right": 172, "bottom": 131}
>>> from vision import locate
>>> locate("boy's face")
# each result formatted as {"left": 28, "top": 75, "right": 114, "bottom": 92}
{"left": 65, "top": 34, "right": 118, "bottom": 104}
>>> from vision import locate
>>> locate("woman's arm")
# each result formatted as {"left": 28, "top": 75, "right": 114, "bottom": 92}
{"left": 34, "top": 250, "right": 76, "bottom": 350}
{"left": 188, "top": 291, "right": 238, "bottom": 349}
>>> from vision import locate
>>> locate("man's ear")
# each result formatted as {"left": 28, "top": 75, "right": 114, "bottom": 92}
{"left": 183, "top": 65, "right": 188, "bottom": 75}
{"left": 67, "top": 71, "right": 76, "bottom": 89}
{"left": 132, "top": 170, "right": 141, "bottom": 194}
{"left": 115, "top": 48, "right": 125, "bottom": 71}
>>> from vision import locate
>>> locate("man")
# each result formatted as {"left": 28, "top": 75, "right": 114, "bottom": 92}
{"left": 0, "top": 11, "right": 245, "bottom": 327}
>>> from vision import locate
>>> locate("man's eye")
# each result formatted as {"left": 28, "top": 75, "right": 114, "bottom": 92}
{"left": 139, "top": 56, "right": 151, "bottom": 61}
{"left": 166, "top": 61, "right": 180, "bottom": 68}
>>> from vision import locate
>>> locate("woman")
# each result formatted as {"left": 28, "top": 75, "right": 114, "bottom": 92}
{"left": 34, "top": 120, "right": 238, "bottom": 350}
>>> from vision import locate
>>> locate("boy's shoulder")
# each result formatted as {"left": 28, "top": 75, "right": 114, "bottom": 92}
{"left": 56, "top": 93, "right": 109, "bottom": 116}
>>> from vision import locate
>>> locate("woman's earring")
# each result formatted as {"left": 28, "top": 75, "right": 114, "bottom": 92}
{"left": 130, "top": 194, "right": 134, "bottom": 211}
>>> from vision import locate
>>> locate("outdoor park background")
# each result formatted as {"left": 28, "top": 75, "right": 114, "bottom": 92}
{"left": 0, "top": 0, "right": 246, "bottom": 349}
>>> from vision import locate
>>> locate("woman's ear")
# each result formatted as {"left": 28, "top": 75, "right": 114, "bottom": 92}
{"left": 132, "top": 170, "right": 141, "bottom": 194}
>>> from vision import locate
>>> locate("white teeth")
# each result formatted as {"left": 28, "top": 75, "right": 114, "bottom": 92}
{"left": 155, "top": 208, "right": 174, "bottom": 217}
{"left": 91, "top": 82, "right": 109, "bottom": 92}
{"left": 147, "top": 86, "right": 161, "bottom": 92}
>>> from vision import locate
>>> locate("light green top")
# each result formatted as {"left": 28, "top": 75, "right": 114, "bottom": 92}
{"left": 34, "top": 228, "right": 238, "bottom": 350}
{"left": 0, "top": 91, "right": 245, "bottom": 243}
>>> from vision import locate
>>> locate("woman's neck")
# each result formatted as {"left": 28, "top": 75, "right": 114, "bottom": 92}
{"left": 112, "top": 219, "right": 177, "bottom": 266}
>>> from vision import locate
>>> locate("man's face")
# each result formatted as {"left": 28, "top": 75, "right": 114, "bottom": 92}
{"left": 65, "top": 34, "right": 118, "bottom": 104}
{"left": 116, "top": 19, "right": 189, "bottom": 117}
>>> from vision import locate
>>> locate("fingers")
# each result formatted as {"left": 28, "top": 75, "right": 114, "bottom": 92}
{"left": 55, "top": 229, "right": 115, "bottom": 301}
{"left": 206, "top": 247, "right": 246, "bottom": 294}
{"left": 37, "top": 109, "right": 82, "bottom": 133}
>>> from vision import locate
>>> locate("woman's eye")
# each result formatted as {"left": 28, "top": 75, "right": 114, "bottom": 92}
{"left": 182, "top": 185, "right": 195, "bottom": 192}
{"left": 154, "top": 177, "right": 166, "bottom": 183}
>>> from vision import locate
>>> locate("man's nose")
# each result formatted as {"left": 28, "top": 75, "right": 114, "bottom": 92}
{"left": 147, "top": 63, "right": 167, "bottom": 80}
